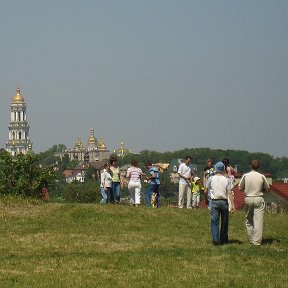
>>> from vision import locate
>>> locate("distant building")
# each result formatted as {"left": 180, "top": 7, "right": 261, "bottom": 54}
{"left": 56, "top": 129, "right": 110, "bottom": 162}
{"left": 113, "top": 141, "right": 132, "bottom": 158}
{"left": 6, "top": 87, "right": 33, "bottom": 156}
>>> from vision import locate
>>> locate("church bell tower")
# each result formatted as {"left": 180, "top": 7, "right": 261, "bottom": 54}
{"left": 6, "top": 87, "right": 33, "bottom": 156}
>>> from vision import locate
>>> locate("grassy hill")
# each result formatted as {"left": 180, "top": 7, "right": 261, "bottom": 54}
{"left": 0, "top": 200, "right": 287, "bottom": 288}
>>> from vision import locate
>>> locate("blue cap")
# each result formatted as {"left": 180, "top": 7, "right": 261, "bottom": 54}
{"left": 214, "top": 162, "right": 225, "bottom": 173}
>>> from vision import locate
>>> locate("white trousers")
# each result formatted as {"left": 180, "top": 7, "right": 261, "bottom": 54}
{"left": 128, "top": 182, "right": 142, "bottom": 205}
{"left": 178, "top": 183, "right": 192, "bottom": 208}
{"left": 245, "top": 196, "right": 265, "bottom": 245}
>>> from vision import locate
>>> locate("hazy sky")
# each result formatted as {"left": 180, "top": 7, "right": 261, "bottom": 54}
{"left": 1, "top": 0, "right": 287, "bottom": 157}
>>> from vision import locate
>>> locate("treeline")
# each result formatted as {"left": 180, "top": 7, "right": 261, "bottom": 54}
{"left": 116, "top": 148, "right": 288, "bottom": 179}
{"left": 1, "top": 146, "right": 287, "bottom": 202}
{"left": 35, "top": 145, "right": 288, "bottom": 179}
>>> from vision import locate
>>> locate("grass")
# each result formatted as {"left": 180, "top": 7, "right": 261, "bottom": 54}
{"left": 0, "top": 200, "right": 287, "bottom": 288}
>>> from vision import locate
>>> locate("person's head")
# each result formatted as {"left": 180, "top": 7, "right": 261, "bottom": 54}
{"left": 184, "top": 156, "right": 192, "bottom": 165}
{"left": 110, "top": 157, "right": 117, "bottom": 166}
{"left": 131, "top": 159, "right": 138, "bottom": 167}
{"left": 207, "top": 159, "right": 213, "bottom": 167}
{"left": 103, "top": 162, "right": 110, "bottom": 170}
{"left": 145, "top": 162, "right": 153, "bottom": 169}
{"left": 214, "top": 162, "right": 225, "bottom": 173}
{"left": 194, "top": 176, "right": 201, "bottom": 183}
{"left": 251, "top": 160, "right": 260, "bottom": 171}
{"left": 222, "top": 158, "right": 230, "bottom": 172}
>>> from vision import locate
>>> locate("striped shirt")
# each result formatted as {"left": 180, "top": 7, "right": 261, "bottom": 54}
{"left": 126, "top": 166, "right": 143, "bottom": 183}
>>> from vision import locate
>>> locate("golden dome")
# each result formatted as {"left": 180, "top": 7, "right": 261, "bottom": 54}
{"left": 12, "top": 87, "right": 25, "bottom": 103}
{"left": 75, "top": 137, "right": 84, "bottom": 150}
{"left": 98, "top": 138, "right": 106, "bottom": 151}
{"left": 116, "top": 141, "right": 130, "bottom": 156}
{"left": 88, "top": 128, "right": 97, "bottom": 144}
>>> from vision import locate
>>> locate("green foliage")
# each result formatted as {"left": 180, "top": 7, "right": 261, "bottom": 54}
{"left": 159, "top": 172, "right": 178, "bottom": 198}
{"left": 63, "top": 180, "right": 100, "bottom": 203}
{"left": 0, "top": 150, "right": 59, "bottom": 197}
{"left": 117, "top": 148, "right": 288, "bottom": 179}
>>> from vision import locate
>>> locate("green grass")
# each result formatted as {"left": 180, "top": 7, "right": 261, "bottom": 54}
{"left": 0, "top": 201, "right": 287, "bottom": 288}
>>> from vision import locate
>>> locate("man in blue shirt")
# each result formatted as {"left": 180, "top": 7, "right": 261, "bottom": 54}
{"left": 145, "top": 163, "right": 161, "bottom": 207}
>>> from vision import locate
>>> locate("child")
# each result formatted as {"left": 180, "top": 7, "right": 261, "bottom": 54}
{"left": 100, "top": 163, "right": 112, "bottom": 204}
{"left": 191, "top": 177, "right": 204, "bottom": 208}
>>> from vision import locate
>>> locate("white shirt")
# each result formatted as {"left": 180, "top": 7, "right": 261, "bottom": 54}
{"left": 239, "top": 170, "right": 270, "bottom": 197}
{"left": 100, "top": 169, "right": 112, "bottom": 188}
{"left": 206, "top": 174, "right": 229, "bottom": 200}
{"left": 178, "top": 163, "right": 193, "bottom": 185}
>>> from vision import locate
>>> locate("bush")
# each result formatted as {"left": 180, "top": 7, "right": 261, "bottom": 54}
{"left": 63, "top": 180, "right": 100, "bottom": 203}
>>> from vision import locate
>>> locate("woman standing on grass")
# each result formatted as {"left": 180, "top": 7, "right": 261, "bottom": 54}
{"left": 126, "top": 159, "right": 143, "bottom": 206}
{"left": 222, "top": 158, "right": 236, "bottom": 212}
{"left": 100, "top": 162, "right": 112, "bottom": 204}
{"left": 109, "top": 157, "right": 123, "bottom": 204}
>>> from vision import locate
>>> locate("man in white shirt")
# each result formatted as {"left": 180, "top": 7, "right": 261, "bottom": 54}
{"left": 177, "top": 156, "right": 194, "bottom": 208}
{"left": 239, "top": 160, "right": 270, "bottom": 246}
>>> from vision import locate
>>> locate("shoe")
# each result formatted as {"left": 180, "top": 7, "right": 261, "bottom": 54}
{"left": 250, "top": 241, "right": 261, "bottom": 246}
{"left": 212, "top": 241, "right": 219, "bottom": 246}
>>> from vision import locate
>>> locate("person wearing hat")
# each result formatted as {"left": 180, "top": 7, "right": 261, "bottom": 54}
{"left": 206, "top": 162, "right": 235, "bottom": 245}
{"left": 190, "top": 176, "right": 204, "bottom": 208}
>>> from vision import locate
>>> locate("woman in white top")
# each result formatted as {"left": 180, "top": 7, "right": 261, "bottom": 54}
{"left": 100, "top": 163, "right": 112, "bottom": 204}
{"left": 126, "top": 159, "right": 143, "bottom": 206}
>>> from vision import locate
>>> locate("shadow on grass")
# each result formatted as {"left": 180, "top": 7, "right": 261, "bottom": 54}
{"left": 262, "top": 238, "right": 281, "bottom": 245}
{"left": 228, "top": 239, "right": 244, "bottom": 244}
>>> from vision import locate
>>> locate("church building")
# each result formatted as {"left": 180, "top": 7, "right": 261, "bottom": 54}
{"left": 6, "top": 87, "right": 33, "bottom": 155}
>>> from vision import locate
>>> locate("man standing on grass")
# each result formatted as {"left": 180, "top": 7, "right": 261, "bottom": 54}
{"left": 206, "top": 162, "right": 235, "bottom": 245}
{"left": 145, "top": 163, "right": 160, "bottom": 208}
{"left": 178, "top": 156, "right": 194, "bottom": 208}
{"left": 238, "top": 160, "right": 270, "bottom": 246}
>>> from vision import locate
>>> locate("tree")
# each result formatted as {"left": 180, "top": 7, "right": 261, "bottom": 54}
{"left": 0, "top": 150, "right": 59, "bottom": 197}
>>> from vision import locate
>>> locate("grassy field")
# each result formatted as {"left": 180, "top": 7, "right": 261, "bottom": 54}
{"left": 0, "top": 200, "right": 287, "bottom": 288}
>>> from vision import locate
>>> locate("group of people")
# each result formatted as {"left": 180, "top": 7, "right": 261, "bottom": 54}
{"left": 100, "top": 155, "right": 270, "bottom": 246}
{"left": 177, "top": 156, "right": 270, "bottom": 246}
{"left": 100, "top": 158, "right": 160, "bottom": 208}
{"left": 100, "top": 157, "right": 123, "bottom": 204}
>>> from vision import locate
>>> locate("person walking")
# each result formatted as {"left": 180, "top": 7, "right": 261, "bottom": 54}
{"left": 206, "top": 162, "right": 235, "bottom": 245}
{"left": 100, "top": 162, "right": 112, "bottom": 204}
{"left": 177, "top": 156, "right": 194, "bottom": 209}
{"left": 145, "top": 163, "right": 161, "bottom": 208}
{"left": 238, "top": 160, "right": 270, "bottom": 246}
{"left": 126, "top": 160, "right": 143, "bottom": 206}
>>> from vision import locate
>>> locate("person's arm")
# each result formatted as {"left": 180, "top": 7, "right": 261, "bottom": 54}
{"left": 238, "top": 175, "right": 245, "bottom": 191}
{"left": 119, "top": 172, "right": 124, "bottom": 187}
{"left": 100, "top": 173, "right": 106, "bottom": 190}
{"left": 228, "top": 189, "right": 235, "bottom": 213}
{"left": 126, "top": 169, "right": 131, "bottom": 179}
{"left": 262, "top": 176, "right": 270, "bottom": 192}
{"left": 204, "top": 177, "right": 211, "bottom": 204}
{"left": 177, "top": 165, "right": 190, "bottom": 181}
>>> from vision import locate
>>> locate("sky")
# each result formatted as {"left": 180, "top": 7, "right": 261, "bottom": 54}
{"left": 1, "top": 0, "right": 287, "bottom": 157}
